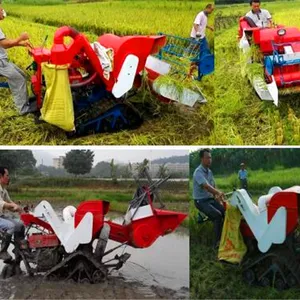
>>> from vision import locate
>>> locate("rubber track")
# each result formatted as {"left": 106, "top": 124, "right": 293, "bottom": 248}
{"left": 44, "top": 250, "right": 107, "bottom": 280}
{"left": 242, "top": 246, "right": 300, "bottom": 286}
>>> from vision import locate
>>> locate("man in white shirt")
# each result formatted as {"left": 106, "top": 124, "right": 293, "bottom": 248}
{"left": 245, "top": 0, "right": 273, "bottom": 28}
{"left": 0, "top": 167, "right": 24, "bottom": 261}
{"left": 190, "top": 4, "right": 214, "bottom": 49}
{"left": 187, "top": 4, "right": 214, "bottom": 78}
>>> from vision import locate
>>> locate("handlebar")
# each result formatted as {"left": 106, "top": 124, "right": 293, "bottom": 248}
{"left": 26, "top": 43, "right": 34, "bottom": 57}
{"left": 220, "top": 191, "right": 235, "bottom": 203}
{"left": 25, "top": 34, "right": 49, "bottom": 55}
{"left": 15, "top": 202, "right": 33, "bottom": 214}
{"left": 225, "top": 191, "right": 234, "bottom": 197}
{"left": 27, "top": 41, "right": 34, "bottom": 50}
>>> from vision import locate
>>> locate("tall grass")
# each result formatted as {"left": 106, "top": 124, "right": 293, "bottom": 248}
{"left": 215, "top": 167, "right": 300, "bottom": 194}
{"left": 4, "top": 1, "right": 214, "bottom": 39}
{"left": 4, "top": 0, "right": 65, "bottom": 4}
{"left": 11, "top": 176, "right": 188, "bottom": 192}
{"left": 11, "top": 187, "right": 188, "bottom": 203}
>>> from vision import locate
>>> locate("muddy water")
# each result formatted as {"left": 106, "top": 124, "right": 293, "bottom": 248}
{"left": 105, "top": 217, "right": 189, "bottom": 290}
{"left": 0, "top": 211, "right": 189, "bottom": 299}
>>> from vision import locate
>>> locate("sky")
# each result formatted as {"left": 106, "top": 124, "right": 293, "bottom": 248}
{"left": 32, "top": 148, "right": 189, "bottom": 167}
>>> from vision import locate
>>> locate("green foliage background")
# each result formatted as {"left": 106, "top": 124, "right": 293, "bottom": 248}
{"left": 63, "top": 150, "right": 95, "bottom": 175}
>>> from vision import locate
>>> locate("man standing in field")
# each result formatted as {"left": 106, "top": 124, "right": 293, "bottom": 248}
{"left": 190, "top": 4, "right": 214, "bottom": 49}
{"left": 193, "top": 149, "right": 225, "bottom": 249}
{"left": 238, "top": 163, "right": 248, "bottom": 190}
{"left": 245, "top": 0, "right": 273, "bottom": 28}
{"left": 188, "top": 4, "right": 214, "bottom": 77}
{"left": 0, "top": 5, "right": 37, "bottom": 115}
{"left": 0, "top": 167, "right": 24, "bottom": 261}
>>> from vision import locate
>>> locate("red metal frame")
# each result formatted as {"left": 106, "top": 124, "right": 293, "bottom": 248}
{"left": 28, "top": 26, "right": 167, "bottom": 110}
{"left": 98, "top": 34, "right": 166, "bottom": 92}
{"left": 20, "top": 213, "right": 54, "bottom": 233}
{"left": 107, "top": 206, "right": 186, "bottom": 248}
{"left": 108, "top": 188, "right": 186, "bottom": 248}
{"left": 19, "top": 196, "right": 186, "bottom": 250}
{"left": 27, "top": 234, "right": 59, "bottom": 249}
{"left": 239, "top": 17, "right": 300, "bottom": 88}
{"left": 267, "top": 192, "right": 299, "bottom": 235}
{"left": 74, "top": 200, "right": 110, "bottom": 237}
{"left": 239, "top": 191, "right": 300, "bottom": 239}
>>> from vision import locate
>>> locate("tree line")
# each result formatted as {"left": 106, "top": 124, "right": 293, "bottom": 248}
{"left": 0, "top": 150, "right": 187, "bottom": 179}
{"left": 0, "top": 150, "right": 37, "bottom": 175}
{"left": 190, "top": 148, "right": 300, "bottom": 176}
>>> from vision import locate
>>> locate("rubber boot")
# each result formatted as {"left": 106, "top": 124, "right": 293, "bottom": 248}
{"left": 12, "top": 232, "right": 24, "bottom": 275}
{"left": 13, "top": 231, "right": 24, "bottom": 263}
{"left": 0, "top": 234, "right": 12, "bottom": 261}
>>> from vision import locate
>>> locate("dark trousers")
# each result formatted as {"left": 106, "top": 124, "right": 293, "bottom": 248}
{"left": 240, "top": 179, "right": 248, "bottom": 190}
{"left": 195, "top": 198, "right": 225, "bottom": 245}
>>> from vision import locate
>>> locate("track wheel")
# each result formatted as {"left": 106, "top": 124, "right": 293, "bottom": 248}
{"left": 48, "top": 273, "right": 59, "bottom": 281}
{"left": 1, "top": 264, "right": 8, "bottom": 279}
{"left": 243, "top": 269, "right": 256, "bottom": 285}
{"left": 92, "top": 269, "right": 106, "bottom": 284}
{"left": 1, "top": 264, "right": 15, "bottom": 279}
{"left": 113, "top": 118, "right": 125, "bottom": 131}
{"left": 259, "top": 276, "right": 270, "bottom": 287}
{"left": 67, "top": 278, "right": 75, "bottom": 284}
{"left": 75, "top": 261, "right": 92, "bottom": 284}
{"left": 286, "top": 274, "right": 297, "bottom": 288}
{"left": 123, "top": 104, "right": 143, "bottom": 130}
{"left": 274, "top": 278, "right": 286, "bottom": 291}
{"left": 79, "top": 277, "right": 90, "bottom": 284}
{"left": 14, "top": 265, "right": 22, "bottom": 276}
{"left": 101, "top": 119, "right": 111, "bottom": 133}
{"left": 66, "top": 130, "right": 77, "bottom": 139}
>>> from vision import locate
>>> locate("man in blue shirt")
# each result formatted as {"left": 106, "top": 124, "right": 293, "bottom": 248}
{"left": 193, "top": 149, "right": 225, "bottom": 248}
{"left": 238, "top": 163, "right": 248, "bottom": 190}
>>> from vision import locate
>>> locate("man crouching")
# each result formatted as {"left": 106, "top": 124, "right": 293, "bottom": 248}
{"left": 0, "top": 5, "right": 37, "bottom": 115}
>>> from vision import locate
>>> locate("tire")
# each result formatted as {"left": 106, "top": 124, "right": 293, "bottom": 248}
{"left": 259, "top": 276, "right": 270, "bottom": 287}
{"left": 242, "top": 269, "right": 256, "bottom": 285}
{"left": 274, "top": 278, "right": 286, "bottom": 291}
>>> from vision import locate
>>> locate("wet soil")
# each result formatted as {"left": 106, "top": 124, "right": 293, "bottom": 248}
{"left": 0, "top": 275, "right": 189, "bottom": 299}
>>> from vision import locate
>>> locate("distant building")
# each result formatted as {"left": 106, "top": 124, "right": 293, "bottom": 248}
{"left": 53, "top": 156, "right": 64, "bottom": 169}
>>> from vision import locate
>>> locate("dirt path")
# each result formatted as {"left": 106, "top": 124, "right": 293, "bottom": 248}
{"left": 0, "top": 275, "right": 189, "bottom": 299}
